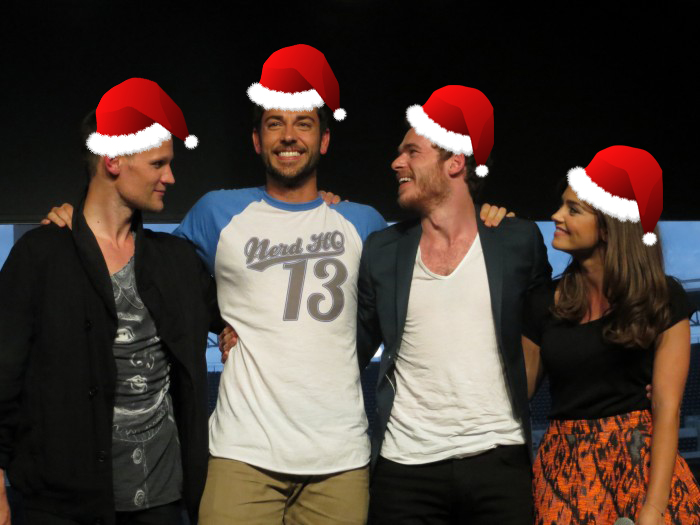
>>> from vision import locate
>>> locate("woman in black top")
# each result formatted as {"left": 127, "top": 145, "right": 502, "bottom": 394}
{"left": 522, "top": 146, "right": 700, "bottom": 525}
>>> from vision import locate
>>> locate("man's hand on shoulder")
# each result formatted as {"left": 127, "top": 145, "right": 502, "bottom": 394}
{"left": 318, "top": 190, "right": 342, "bottom": 205}
{"left": 479, "top": 203, "right": 515, "bottom": 227}
{"left": 40, "top": 203, "right": 74, "bottom": 230}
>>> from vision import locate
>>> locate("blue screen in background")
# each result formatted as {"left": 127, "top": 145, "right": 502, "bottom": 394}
{"left": 1, "top": 221, "right": 699, "bottom": 367}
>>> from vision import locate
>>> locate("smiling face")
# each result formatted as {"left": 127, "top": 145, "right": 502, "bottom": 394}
{"left": 392, "top": 128, "right": 451, "bottom": 213}
{"left": 551, "top": 185, "right": 606, "bottom": 257}
{"left": 113, "top": 139, "right": 175, "bottom": 213}
{"left": 252, "top": 109, "right": 330, "bottom": 189}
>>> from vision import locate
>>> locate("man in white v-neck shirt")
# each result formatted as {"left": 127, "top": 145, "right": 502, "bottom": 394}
{"left": 357, "top": 86, "right": 552, "bottom": 524}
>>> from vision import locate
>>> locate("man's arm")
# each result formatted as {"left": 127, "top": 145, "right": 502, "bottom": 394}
{"left": 0, "top": 469, "right": 10, "bottom": 524}
{"left": 522, "top": 335, "right": 545, "bottom": 399}
{"left": 528, "top": 222, "right": 553, "bottom": 290}
{"left": 0, "top": 239, "right": 37, "bottom": 524}
{"left": 356, "top": 236, "right": 383, "bottom": 371}
{"left": 191, "top": 247, "right": 223, "bottom": 335}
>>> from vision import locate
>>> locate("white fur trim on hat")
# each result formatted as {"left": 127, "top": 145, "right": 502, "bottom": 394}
{"left": 247, "top": 82, "right": 324, "bottom": 111}
{"left": 406, "top": 105, "right": 473, "bottom": 156}
{"left": 86, "top": 123, "right": 172, "bottom": 157}
{"left": 567, "top": 167, "right": 640, "bottom": 222}
{"left": 643, "top": 232, "right": 658, "bottom": 246}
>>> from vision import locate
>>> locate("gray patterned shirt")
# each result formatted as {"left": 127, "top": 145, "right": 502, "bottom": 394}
{"left": 110, "top": 255, "right": 183, "bottom": 511}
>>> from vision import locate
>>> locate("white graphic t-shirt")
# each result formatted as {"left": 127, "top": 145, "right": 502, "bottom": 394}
{"left": 174, "top": 187, "right": 386, "bottom": 474}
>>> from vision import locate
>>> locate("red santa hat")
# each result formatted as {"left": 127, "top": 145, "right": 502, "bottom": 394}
{"left": 87, "top": 78, "right": 198, "bottom": 157}
{"left": 567, "top": 146, "right": 663, "bottom": 246}
{"left": 247, "top": 44, "right": 346, "bottom": 121}
{"left": 406, "top": 85, "right": 494, "bottom": 177}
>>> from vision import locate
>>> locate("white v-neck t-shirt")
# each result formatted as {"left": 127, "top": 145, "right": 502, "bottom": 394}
{"left": 382, "top": 235, "right": 524, "bottom": 464}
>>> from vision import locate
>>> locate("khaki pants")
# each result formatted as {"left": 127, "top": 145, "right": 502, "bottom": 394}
{"left": 199, "top": 457, "right": 369, "bottom": 525}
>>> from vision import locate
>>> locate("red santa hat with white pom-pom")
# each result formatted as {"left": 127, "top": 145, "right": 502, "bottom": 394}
{"left": 406, "top": 85, "right": 494, "bottom": 177}
{"left": 87, "top": 78, "right": 198, "bottom": 157}
{"left": 247, "top": 44, "right": 346, "bottom": 121}
{"left": 567, "top": 146, "right": 663, "bottom": 246}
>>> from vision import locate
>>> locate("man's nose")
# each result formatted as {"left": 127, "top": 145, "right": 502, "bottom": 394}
{"left": 391, "top": 154, "right": 405, "bottom": 171}
{"left": 162, "top": 166, "right": 175, "bottom": 185}
{"left": 281, "top": 126, "right": 298, "bottom": 144}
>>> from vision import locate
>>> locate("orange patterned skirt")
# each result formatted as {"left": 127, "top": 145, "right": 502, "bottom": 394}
{"left": 533, "top": 410, "right": 700, "bottom": 524}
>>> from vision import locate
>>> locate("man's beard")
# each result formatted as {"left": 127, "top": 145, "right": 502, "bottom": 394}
{"left": 398, "top": 166, "right": 449, "bottom": 213}
{"left": 262, "top": 149, "right": 321, "bottom": 189}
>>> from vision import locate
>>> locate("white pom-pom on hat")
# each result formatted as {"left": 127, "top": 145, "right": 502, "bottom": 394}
{"left": 643, "top": 232, "right": 657, "bottom": 246}
{"left": 333, "top": 108, "right": 346, "bottom": 121}
{"left": 185, "top": 135, "right": 199, "bottom": 149}
{"left": 475, "top": 165, "right": 489, "bottom": 177}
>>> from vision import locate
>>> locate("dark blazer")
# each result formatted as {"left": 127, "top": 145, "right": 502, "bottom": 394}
{"left": 0, "top": 198, "right": 221, "bottom": 524}
{"left": 357, "top": 213, "right": 552, "bottom": 469}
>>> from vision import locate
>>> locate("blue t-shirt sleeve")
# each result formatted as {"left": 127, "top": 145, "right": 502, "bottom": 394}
{"left": 333, "top": 202, "right": 387, "bottom": 242}
{"left": 173, "top": 188, "right": 263, "bottom": 274}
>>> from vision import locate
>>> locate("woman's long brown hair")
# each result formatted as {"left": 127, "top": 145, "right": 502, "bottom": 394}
{"left": 553, "top": 209, "right": 670, "bottom": 349}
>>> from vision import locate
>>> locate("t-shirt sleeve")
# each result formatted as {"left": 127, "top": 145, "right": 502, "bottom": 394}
{"left": 666, "top": 276, "right": 695, "bottom": 328}
{"left": 173, "top": 192, "right": 224, "bottom": 275}
{"left": 173, "top": 188, "right": 261, "bottom": 275}
{"left": 333, "top": 202, "right": 387, "bottom": 242}
{"left": 522, "top": 282, "right": 555, "bottom": 346}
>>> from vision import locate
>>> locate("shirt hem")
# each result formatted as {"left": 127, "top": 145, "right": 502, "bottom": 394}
{"left": 208, "top": 449, "right": 370, "bottom": 476}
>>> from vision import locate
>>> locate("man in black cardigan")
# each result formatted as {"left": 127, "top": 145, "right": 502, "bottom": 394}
{"left": 0, "top": 79, "right": 220, "bottom": 525}
{"left": 356, "top": 86, "right": 551, "bottom": 524}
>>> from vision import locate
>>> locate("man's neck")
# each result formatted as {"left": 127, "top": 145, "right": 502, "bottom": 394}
{"left": 83, "top": 184, "right": 134, "bottom": 245}
{"left": 265, "top": 173, "right": 319, "bottom": 203}
{"left": 420, "top": 192, "right": 478, "bottom": 247}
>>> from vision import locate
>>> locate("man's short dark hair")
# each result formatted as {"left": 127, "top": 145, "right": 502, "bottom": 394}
{"left": 433, "top": 144, "right": 492, "bottom": 202}
{"left": 81, "top": 110, "right": 100, "bottom": 182}
{"left": 251, "top": 104, "right": 331, "bottom": 135}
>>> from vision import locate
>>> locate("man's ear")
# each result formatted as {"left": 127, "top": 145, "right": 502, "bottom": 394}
{"left": 320, "top": 128, "right": 330, "bottom": 155}
{"left": 448, "top": 153, "right": 466, "bottom": 178}
{"left": 252, "top": 129, "right": 261, "bottom": 154}
{"left": 104, "top": 156, "right": 121, "bottom": 176}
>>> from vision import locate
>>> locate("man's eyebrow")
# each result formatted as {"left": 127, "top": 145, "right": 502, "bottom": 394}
{"left": 398, "top": 142, "right": 420, "bottom": 153}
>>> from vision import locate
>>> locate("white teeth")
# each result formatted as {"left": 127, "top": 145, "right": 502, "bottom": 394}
{"left": 278, "top": 151, "right": 301, "bottom": 157}
{"left": 399, "top": 177, "right": 411, "bottom": 184}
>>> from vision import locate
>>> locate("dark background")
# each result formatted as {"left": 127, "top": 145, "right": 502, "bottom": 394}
{"left": 1, "top": 1, "right": 696, "bottom": 223}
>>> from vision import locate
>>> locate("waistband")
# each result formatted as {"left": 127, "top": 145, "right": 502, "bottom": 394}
{"left": 545, "top": 409, "right": 652, "bottom": 436}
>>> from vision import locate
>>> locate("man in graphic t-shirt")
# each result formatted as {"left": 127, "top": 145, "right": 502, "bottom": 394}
{"left": 174, "top": 45, "right": 386, "bottom": 525}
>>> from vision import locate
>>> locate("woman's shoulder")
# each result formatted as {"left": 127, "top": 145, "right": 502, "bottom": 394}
{"left": 664, "top": 275, "right": 695, "bottom": 322}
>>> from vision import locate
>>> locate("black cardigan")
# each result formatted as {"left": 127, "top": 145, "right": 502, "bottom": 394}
{"left": 0, "top": 202, "right": 220, "bottom": 524}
